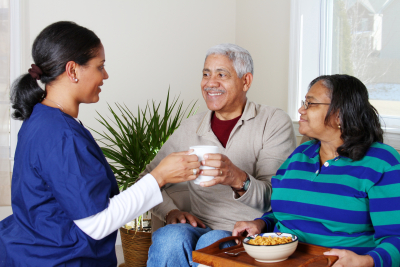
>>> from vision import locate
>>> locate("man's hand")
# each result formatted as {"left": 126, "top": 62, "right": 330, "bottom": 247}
{"left": 151, "top": 151, "right": 200, "bottom": 188}
{"left": 323, "top": 249, "right": 374, "bottom": 267}
{"left": 199, "top": 154, "right": 247, "bottom": 189}
{"left": 232, "top": 220, "right": 266, "bottom": 237}
{"left": 166, "top": 210, "right": 206, "bottom": 228}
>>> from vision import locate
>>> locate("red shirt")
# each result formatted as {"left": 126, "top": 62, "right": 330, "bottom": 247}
{"left": 211, "top": 112, "right": 242, "bottom": 148}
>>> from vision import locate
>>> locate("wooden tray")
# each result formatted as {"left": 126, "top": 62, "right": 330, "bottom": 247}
{"left": 192, "top": 236, "right": 338, "bottom": 267}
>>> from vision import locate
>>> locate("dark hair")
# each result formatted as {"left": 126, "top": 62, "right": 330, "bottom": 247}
{"left": 11, "top": 21, "right": 101, "bottom": 120}
{"left": 309, "top": 74, "right": 383, "bottom": 161}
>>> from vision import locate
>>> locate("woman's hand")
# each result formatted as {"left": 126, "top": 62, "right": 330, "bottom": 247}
{"left": 151, "top": 151, "right": 200, "bottom": 188}
{"left": 324, "top": 249, "right": 374, "bottom": 267}
{"left": 232, "top": 219, "right": 266, "bottom": 237}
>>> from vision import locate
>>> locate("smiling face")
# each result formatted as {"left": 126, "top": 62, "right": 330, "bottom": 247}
{"left": 201, "top": 54, "right": 249, "bottom": 120}
{"left": 298, "top": 80, "right": 340, "bottom": 141}
{"left": 75, "top": 44, "right": 109, "bottom": 104}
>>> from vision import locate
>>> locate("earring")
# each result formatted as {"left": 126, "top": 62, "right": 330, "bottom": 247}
{"left": 74, "top": 78, "right": 78, "bottom": 82}
{"left": 338, "top": 124, "right": 341, "bottom": 129}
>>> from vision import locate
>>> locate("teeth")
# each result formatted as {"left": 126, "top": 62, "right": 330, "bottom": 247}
{"left": 208, "top": 92, "right": 222, "bottom": 96}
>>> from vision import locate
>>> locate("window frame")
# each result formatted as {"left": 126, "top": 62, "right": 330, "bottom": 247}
{"left": 9, "top": 0, "right": 29, "bottom": 169}
{"left": 288, "top": 0, "right": 400, "bottom": 150}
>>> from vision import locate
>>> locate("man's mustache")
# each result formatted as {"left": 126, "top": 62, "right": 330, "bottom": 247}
{"left": 204, "top": 87, "right": 226, "bottom": 93}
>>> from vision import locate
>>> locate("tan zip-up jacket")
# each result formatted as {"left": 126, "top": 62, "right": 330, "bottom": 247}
{"left": 140, "top": 99, "right": 296, "bottom": 231}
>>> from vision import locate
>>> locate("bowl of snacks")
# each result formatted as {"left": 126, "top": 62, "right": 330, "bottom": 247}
{"left": 243, "top": 232, "right": 298, "bottom": 263}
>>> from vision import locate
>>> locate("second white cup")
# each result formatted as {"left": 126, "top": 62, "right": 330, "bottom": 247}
{"left": 189, "top": 145, "right": 219, "bottom": 184}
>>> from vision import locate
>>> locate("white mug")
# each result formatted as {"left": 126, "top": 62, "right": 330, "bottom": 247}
{"left": 189, "top": 145, "right": 219, "bottom": 184}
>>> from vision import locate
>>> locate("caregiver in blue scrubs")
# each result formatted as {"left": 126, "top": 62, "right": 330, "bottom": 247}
{"left": 0, "top": 21, "right": 200, "bottom": 267}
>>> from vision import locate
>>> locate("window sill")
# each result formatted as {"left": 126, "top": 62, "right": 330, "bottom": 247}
{"left": 292, "top": 121, "right": 400, "bottom": 151}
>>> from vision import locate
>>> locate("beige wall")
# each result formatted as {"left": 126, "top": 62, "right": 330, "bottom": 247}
{"left": 236, "top": 0, "right": 291, "bottom": 112}
{"left": 1, "top": 1, "right": 293, "bottom": 206}
{"left": 27, "top": 0, "right": 292, "bottom": 136}
{"left": 28, "top": 0, "right": 238, "bottom": 135}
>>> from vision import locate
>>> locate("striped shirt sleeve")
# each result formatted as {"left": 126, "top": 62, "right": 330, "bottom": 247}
{"left": 257, "top": 211, "right": 278, "bottom": 232}
{"left": 367, "top": 164, "right": 400, "bottom": 267}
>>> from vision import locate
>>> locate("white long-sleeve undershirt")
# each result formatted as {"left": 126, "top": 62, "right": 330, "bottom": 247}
{"left": 74, "top": 174, "right": 162, "bottom": 240}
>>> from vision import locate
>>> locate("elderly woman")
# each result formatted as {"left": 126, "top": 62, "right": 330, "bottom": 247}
{"left": 233, "top": 74, "right": 400, "bottom": 267}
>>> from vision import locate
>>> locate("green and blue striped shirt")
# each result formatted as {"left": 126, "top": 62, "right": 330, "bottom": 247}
{"left": 260, "top": 141, "right": 400, "bottom": 267}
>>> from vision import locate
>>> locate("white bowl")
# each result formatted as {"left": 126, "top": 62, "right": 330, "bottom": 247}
{"left": 243, "top": 232, "right": 298, "bottom": 263}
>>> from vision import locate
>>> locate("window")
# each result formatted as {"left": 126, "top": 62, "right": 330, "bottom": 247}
{"left": 289, "top": 0, "right": 400, "bottom": 150}
{"left": 0, "top": 0, "right": 24, "bottom": 205}
{"left": 0, "top": 0, "right": 11, "bottom": 205}
{"left": 331, "top": 0, "right": 400, "bottom": 129}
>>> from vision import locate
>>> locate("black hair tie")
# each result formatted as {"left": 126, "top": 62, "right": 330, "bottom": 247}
{"left": 28, "top": 64, "right": 43, "bottom": 80}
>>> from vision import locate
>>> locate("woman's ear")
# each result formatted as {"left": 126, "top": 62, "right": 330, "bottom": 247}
{"left": 335, "top": 112, "right": 341, "bottom": 128}
{"left": 65, "top": 61, "right": 79, "bottom": 83}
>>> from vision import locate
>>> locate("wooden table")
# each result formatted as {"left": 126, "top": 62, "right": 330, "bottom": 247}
{"left": 192, "top": 236, "right": 338, "bottom": 267}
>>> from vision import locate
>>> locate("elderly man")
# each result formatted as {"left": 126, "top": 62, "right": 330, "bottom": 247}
{"left": 145, "top": 43, "right": 296, "bottom": 267}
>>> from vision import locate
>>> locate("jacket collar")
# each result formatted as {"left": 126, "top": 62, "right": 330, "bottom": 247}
{"left": 196, "top": 99, "right": 256, "bottom": 137}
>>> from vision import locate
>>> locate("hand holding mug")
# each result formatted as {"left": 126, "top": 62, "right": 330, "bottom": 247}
{"left": 189, "top": 145, "right": 219, "bottom": 184}
{"left": 151, "top": 150, "right": 200, "bottom": 188}
{"left": 199, "top": 153, "right": 247, "bottom": 188}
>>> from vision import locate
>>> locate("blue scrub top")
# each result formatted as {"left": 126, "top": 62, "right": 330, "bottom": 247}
{"left": 0, "top": 104, "right": 120, "bottom": 267}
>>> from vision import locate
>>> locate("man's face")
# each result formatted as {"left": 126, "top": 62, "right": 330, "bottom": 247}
{"left": 201, "top": 54, "right": 247, "bottom": 120}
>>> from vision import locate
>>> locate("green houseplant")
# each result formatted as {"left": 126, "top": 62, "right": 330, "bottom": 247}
{"left": 92, "top": 89, "right": 197, "bottom": 266}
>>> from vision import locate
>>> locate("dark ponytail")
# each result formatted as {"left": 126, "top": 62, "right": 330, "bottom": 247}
{"left": 10, "top": 74, "right": 46, "bottom": 120}
{"left": 10, "top": 21, "right": 101, "bottom": 120}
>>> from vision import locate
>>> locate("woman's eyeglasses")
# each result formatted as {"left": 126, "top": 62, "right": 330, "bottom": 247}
{"left": 301, "top": 100, "right": 330, "bottom": 110}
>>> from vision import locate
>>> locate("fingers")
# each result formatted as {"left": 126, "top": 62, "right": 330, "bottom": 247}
{"left": 185, "top": 213, "right": 198, "bottom": 227}
{"left": 199, "top": 177, "right": 221, "bottom": 187}
{"left": 247, "top": 227, "right": 260, "bottom": 236}
{"left": 203, "top": 153, "right": 224, "bottom": 161}
{"left": 166, "top": 210, "right": 186, "bottom": 225}
{"left": 184, "top": 214, "right": 206, "bottom": 228}
{"left": 233, "top": 221, "right": 263, "bottom": 237}
{"left": 232, "top": 222, "right": 249, "bottom": 237}
{"left": 168, "top": 215, "right": 179, "bottom": 224}
{"left": 187, "top": 161, "right": 201, "bottom": 169}
{"left": 185, "top": 154, "right": 200, "bottom": 162}
{"left": 168, "top": 211, "right": 206, "bottom": 229}
{"left": 323, "top": 249, "right": 346, "bottom": 257}
{"left": 202, "top": 154, "right": 227, "bottom": 168}
{"left": 232, "top": 226, "right": 246, "bottom": 237}
{"left": 174, "top": 212, "right": 186, "bottom": 223}
{"left": 195, "top": 217, "right": 206, "bottom": 228}
{"left": 202, "top": 159, "right": 224, "bottom": 168}
{"left": 171, "top": 151, "right": 199, "bottom": 162}
{"left": 200, "top": 168, "right": 222, "bottom": 177}
{"left": 173, "top": 150, "right": 194, "bottom": 156}
{"left": 188, "top": 168, "right": 200, "bottom": 177}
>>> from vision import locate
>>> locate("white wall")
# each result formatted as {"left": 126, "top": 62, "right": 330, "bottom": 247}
{"left": 28, "top": 0, "right": 238, "bottom": 134}
{"left": 4, "top": 0, "right": 293, "bottom": 203}
{"left": 27, "top": 0, "right": 292, "bottom": 135}
{"left": 6, "top": 0, "right": 294, "bottom": 244}
{"left": 236, "top": 0, "right": 291, "bottom": 112}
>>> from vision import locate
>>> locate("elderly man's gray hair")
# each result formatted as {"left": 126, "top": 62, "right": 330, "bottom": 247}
{"left": 205, "top": 43, "right": 253, "bottom": 78}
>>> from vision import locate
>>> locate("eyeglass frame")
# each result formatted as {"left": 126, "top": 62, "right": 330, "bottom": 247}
{"left": 301, "top": 100, "right": 330, "bottom": 110}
